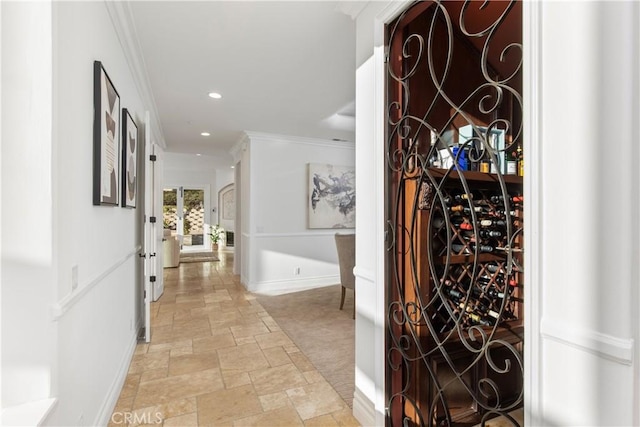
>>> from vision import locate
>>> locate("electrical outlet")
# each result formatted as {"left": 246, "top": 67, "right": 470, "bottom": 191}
{"left": 71, "top": 265, "right": 78, "bottom": 290}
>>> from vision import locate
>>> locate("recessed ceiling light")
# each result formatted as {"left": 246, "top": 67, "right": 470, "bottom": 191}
{"left": 201, "top": 132, "right": 210, "bottom": 136}
{"left": 196, "top": 153, "right": 201, "bottom": 156}
{"left": 231, "top": 166, "right": 235, "bottom": 169}
{"left": 208, "top": 92, "right": 222, "bottom": 99}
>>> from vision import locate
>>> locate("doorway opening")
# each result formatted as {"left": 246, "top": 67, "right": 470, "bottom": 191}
{"left": 384, "top": 1, "right": 523, "bottom": 425}
{"left": 163, "top": 186, "right": 210, "bottom": 253}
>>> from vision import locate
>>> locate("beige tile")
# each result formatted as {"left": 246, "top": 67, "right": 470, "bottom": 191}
{"left": 255, "top": 331, "right": 294, "bottom": 350}
{"left": 258, "top": 391, "right": 291, "bottom": 412}
{"left": 134, "top": 344, "right": 149, "bottom": 355}
{"left": 331, "top": 408, "right": 361, "bottom": 426}
{"left": 249, "top": 364, "right": 308, "bottom": 396}
{"left": 261, "top": 315, "right": 282, "bottom": 332}
{"left": 163, "top": 412, "right": 198, "bottom": 427}
{"left": 192, "top": 333, "right": 236, "bottom": 353}
{"left": 217, "top": 343, "right": 270, "bottom": 372}
{"left": 139, "top": 367, "right": 168, "bottom": 383}
{"left": 262, "top": 346, "right": 292, "bottom": 367}
{"left": 286, "top": 381, "right": 347, "bottom": 420}
{"left": 168, "top": 351, "right": 220, "bottom": 376}
{"left": 197, "top": 384, "right": 263, "bottom": 425}
{"left": 190, "top": 304, "right": 223, "bottom": 317}
{"left": 303, "top": 370, "right": 326, "bottom": 384}
{"left": 289, "top": 351, "right": 316, "bottom": 372}
{"left": 204, "top": 290, "right": 233, "bottom": 303}
{"left": 305, "top": 414, "right": 339, "bottom": 427}
{"left": 285, "top": 344, "right": 301, "bottom": 354}
{"left": 112, "top": 394, "right": 134, "bottom": 414}
{"left": 151, "top": 311, "right": 174, "bottom": 327}
{"left": 221, "top": 369, "right": 252, "bottom": 389}
{"left": 157, "top": 397, "right": 198, "bottom": 419}
{"left": 175, "top": 294, "right": 204, "bottom": 304}
{"left": 233, "top": 406, "right": 304, "bottom": 427}
{"left": 170, "top": 346, "right": 193, "bottom": 357}
{"left": 128, "top": 351, "right": 170, "bottom": 375}
{"left": 133, "top": 368, "right": 223, "bottom": 408}
{"left": 229, "top": 322, "right": 270, "bottom": 339}
{"left": 119, "top": 373, "right": 140, "bottom": 399}
{"left": 148, "top": 339, "right": 192, "bottom": 353}
{"left": 234, "top": 336, "right": 256, "bottom": 345}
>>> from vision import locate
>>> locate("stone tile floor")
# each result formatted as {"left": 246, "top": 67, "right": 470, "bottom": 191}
{"left": 109, "top": 251, "right": 360, "bottom": 427}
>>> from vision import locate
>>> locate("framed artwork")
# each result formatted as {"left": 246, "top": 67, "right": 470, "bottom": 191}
{"left": 93, "top": 61, "right": 120, "bottom": 206}
{"left": 121, "top": 108, "right": 138, "bottom": 208}
{"left": 308, "top": 163, "right": 355, "bottom": 229}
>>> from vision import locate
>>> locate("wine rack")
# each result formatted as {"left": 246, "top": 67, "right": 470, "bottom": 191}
{"left": 422, "top": 175, "right": 524, "bottom": 335}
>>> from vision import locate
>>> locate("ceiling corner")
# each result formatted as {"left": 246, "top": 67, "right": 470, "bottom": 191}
{"left": 334, "top": 1, "right": 369, "bottom": 20}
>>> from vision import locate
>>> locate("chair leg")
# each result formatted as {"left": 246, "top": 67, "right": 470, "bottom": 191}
{"left": 340, "top": 286, "right": 346, "bottom": 310}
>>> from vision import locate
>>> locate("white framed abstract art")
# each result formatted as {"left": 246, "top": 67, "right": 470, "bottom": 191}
{"left": 308, "top": 163, "right": 355, "bottom": 229}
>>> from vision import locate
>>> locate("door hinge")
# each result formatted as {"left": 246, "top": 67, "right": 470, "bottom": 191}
{"left": 150, "top": 275, "right": 156, "bottom": 282}
{"left": 150, "top": 154, "right": 157, "bottom": 161}
{"left": 150, "top": 216, "right": 156, "bottom": 223}
{"left": 144, "top": 290, "right": 146, "bottom": 299}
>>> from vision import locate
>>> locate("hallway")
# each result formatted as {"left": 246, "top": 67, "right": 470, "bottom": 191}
{"left": 109, "top": 252, "right": 359, "bottom": 426}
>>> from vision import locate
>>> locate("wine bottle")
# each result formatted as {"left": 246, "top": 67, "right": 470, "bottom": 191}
{"left": 458, "top": 221, "right": 473, "bottom": 231}
{"left": 485, "top": 263, "right": 503, "bottom": 274}
{"left": 450, "top": 243, "right": 470, "bottom": 254}
{"left": 480, "top": 219, "right": 506, "bottom": 228}
{"left": 454, "top": 190, "right": 482, "bottom": 202}
{"left": 463, "top": 205, "right": 492, "bottom": 214}
{"left": 516, "top": 144, "right": 524, "bottom": 177}
{"left": 471, "top": 243, "right": 495, "bottom": 253}
{"left": 479, "top": 229, "right": 503, "bottom": 238}
{"left": 490, "top": 194, "right": 523, "bottom": 204}
{"left": 506, "top": 147, "right": 517, "bottom": 175}
{"left": 445, "top": 287, "right": 464, "bottom": 301}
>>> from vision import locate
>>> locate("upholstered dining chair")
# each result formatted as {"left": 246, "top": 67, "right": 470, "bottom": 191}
{"left": 334, "top": 233, "right": 355, "bottom": 319}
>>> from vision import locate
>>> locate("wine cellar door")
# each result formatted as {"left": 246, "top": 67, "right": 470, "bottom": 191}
{"left": 385, "top": 1, "right": 523, "bottom": 426}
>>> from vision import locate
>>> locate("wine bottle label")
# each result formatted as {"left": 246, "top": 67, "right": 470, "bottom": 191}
{"left": 507, "top": 160, "right": 517, "bottom": 174}
{"left": 480, "top": 162, "right": 490, "bottom": 173}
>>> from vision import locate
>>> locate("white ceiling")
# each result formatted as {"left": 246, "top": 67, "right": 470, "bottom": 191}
{"left": 129, "top": 1, "right": 359, "bottom": 165}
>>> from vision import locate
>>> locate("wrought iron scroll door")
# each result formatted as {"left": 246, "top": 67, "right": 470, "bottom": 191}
{"left": 385, "top": 1, "right": 524, "bottom": 426}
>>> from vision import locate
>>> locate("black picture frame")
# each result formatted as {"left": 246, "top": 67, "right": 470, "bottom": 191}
{"left": 121, "top": 108, "right": 138, "bottom": 208}
{"left": 93, "top": 60, "right": 120, "bottom": 206}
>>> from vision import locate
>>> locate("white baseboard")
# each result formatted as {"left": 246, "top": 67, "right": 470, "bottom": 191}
{"left": 247, "top": 275, "right": 339, "bottom": 296}
{"left": 93, "top": 332, "right": 137, "bottom": 426}
{"left": 352, "top": 387, "right": 377, "bottom": 427}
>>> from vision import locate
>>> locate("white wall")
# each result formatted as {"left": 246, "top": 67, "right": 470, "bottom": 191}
{"left": 353, "top": 1, "right": 640, "bottom": 426}
{"left": 1, "top": 0, "right": 55, "bottom": 412}
{"left": 238, "top": 132, "right": 355, "bottom": 295}
{"left": 1, "top": 1, "right": 159, "bottom": 425}
{"left": 534, "top": 2, "right": 639, "bottom": 425}
{"left": 49, "top": 2, "right": 151, "bottom": 425}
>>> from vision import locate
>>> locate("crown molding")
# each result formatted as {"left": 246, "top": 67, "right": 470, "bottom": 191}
{"left": 243, "top": 131, "right": 355, "bottom": 150}
{"left": 230, "top": 133, "right": 250, "bottom": 163}
{"left": 104, "top": 1, "right": 166, "bottom": 149}
{"left": 335, "top": 1, "right": 369, "bottom": 20}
